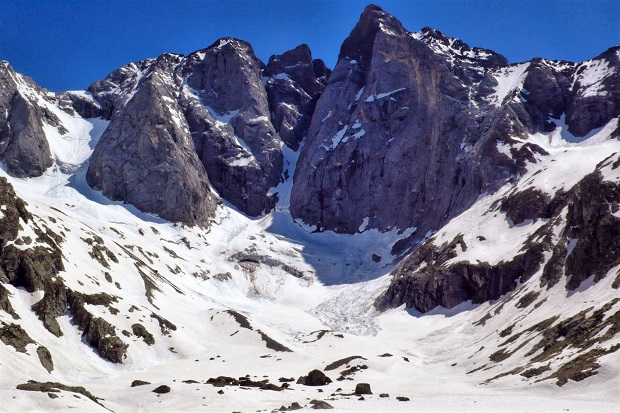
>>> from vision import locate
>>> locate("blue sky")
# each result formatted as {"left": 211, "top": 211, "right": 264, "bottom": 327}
{"left": 1, "top": 0, "right": 618, "bottom": 91}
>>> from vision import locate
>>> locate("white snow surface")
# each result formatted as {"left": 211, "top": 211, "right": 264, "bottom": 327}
{"left": 575, "top": 57, "right": 615, "bottom": 97}
{"left": 487, "top": 63, "right": 530, "bottom": 106}
{"left": 0, "top": 82, "right": 619, "bottom": 412}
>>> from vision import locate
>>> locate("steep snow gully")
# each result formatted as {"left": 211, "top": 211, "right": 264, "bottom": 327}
{"left": 1, "top": 4, "right": 620, "bottom": 412}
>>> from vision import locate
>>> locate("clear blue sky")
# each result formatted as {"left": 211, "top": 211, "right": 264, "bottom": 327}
{"left": 1, "top": 0, "right": 618, "bottom": 92}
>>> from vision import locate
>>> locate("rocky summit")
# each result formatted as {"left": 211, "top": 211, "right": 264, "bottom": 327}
{"left": 1, "top": 4, "right": 620, "bottom": 412}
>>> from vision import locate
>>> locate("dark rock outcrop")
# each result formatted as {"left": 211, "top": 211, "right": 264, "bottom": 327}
{"left": 0, "top": 284, "right": 18, "bottom": 319}
{"left": 132, "top": 323, "right": 155, "bottom": 345}
{"left": 354, "top": 382, "right": 372, "bottom": 395}
{"left": 0, "top": 323, "right": 35, "bottom": 353}
{"left": 0, "top": 62, "right": 53, "bottom": 177}
{"left": 60, "top": 91, "right": 104, "bottom": 119}
{"left": 16, "top": 381, "right": 107, "bottom": 410}
{"left": 0, "top": 178, "right": 65, "bottom": 297}
{"left": 266, "top": 44, "right": 330, "bottom": 149}
{"left": 309, "top": 399, "right": 334, "bottom": 409}
{"left": 500, "top": 187, "right": 552, "bottom": 225}
{"left": 37, "top": 346, "right": 54, "bottom": 373}
{"left": 0, "top": 245, "right": 64, "bottom": 293}
{"left": 152, "top": 385, "right": 171, "bottom": 394}
{"left": 566, "top": 46, "right": 620, "bottom": 137}
{"left": 297, "top": 369, "right": 332, "bottom": 386}
{"left": 30, "top": 278, "right": 127, "bottom": 363}
{"left": 0, "top": 177, "right": 32, "bottom": 248}
{"left": 541, "top": 171, "right": 620, "bottom": 290}
{"left": 377, "top": 231, "right": 548, "bottom": 312}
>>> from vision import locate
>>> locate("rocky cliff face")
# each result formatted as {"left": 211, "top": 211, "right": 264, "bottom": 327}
{"left": 86, "top": 53, "right": 218, "bottom": 227}
{"left": 182, "top": 38, "right": 283, "bottom": 216}
{"left": 290, "top": 5, "right": 516, "bottom": 237}
{"left": 86, "top": 39, "right": 328, "bottom": 221}
{"left": 265, "top": 44, "right": 330, "bottom": 150}
{"left": 290, "top": 5, "right": 620, "bottom": 244}
{"left": 0, "top": 62, "right": 53, "bottom": 177}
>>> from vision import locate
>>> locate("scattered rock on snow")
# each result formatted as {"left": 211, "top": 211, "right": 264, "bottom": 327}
{"left": 152, "top": 385, "right": 171, "bottom": 394}
{"left": 354, "top": 383, "right": 372, "bottom": 395}
{"left": 309, "top": 399, "right": 334, "bottom": 409}
{"left": 297, "top": 369, "right": 332, "bottom": 386}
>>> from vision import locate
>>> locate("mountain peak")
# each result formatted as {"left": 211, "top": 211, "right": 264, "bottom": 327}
{"left": 338, "top": 5, "right": 406, "bottom": 63}
{"left": 362, "top": 3, "right": 384, "bottom": 13}
{"left": 203, "top": 37, "right": 255, "bottom": 56}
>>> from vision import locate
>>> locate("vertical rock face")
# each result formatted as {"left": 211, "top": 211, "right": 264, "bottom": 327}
{"left": 266, "top": 44, "right": 330, "bottom": 150}
{"left": 520, "top": 59, "right": 573, "bottom": 131}
{"left": 566, "top": 46, "right": 620, "bottom": 137}
{"left": 0, "top": 62, "right": 53, "bottom": 178}
{"left": 182, "top": 38, "right": 283, "bottom": 215}
{"left": 86, "top": 54, "right": 218, "bottom": 227}
{"left": 290, "top": 5, "right": 513, "bottom": 236}
{"left": 88, "top": 38, "right": 294, "bottom": 220}
{"left": 290, "top": 5, "right": 620, "bottom": 245}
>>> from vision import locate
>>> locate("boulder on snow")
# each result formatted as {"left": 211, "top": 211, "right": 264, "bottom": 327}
{"left": 297, "top": 369, "right": 332, "bottom": 386}
{"left": 354, "top": 382, "right": 372, "bottom": 395}
{"left": 152, "top": 385, "right": 171, "bottom": 394}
